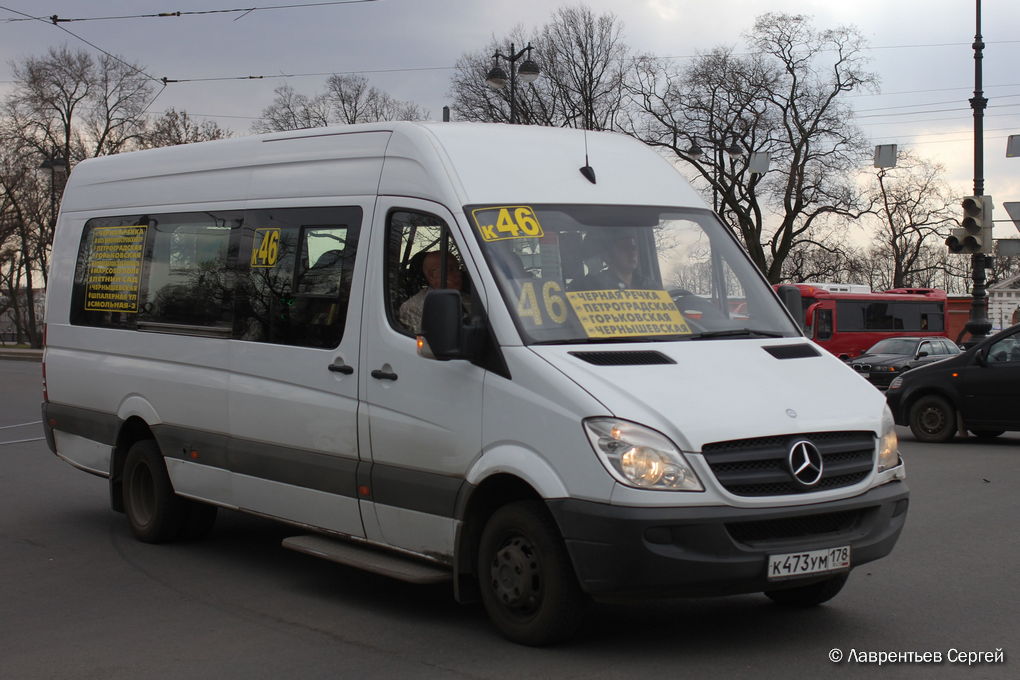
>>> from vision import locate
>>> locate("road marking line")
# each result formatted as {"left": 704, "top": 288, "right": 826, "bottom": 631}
{"left": 0, "top": 437, "right": 45, "bottom": 446}
{"left": 0, "top": 420, "right": 42, "bottom": 430}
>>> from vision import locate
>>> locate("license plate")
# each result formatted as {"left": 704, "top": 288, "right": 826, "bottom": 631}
{"left": 767, "top": 546, "right": 851, "bottom": 581}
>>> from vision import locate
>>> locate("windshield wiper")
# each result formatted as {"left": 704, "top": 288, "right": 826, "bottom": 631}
{"left": 688, "top": 328, "right": 787, "bottom": 340}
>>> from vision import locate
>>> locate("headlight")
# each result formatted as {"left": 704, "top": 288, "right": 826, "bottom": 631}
{"left": 583, "top": 418, "right": 703, "bottom": 491}
{"left": 888, "top": 376, "right": 904, "bottom": 390}
{"left": 878, "top": 406, "right": 901, "bottom": 472}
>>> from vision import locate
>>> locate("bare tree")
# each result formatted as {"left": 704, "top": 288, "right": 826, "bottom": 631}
{"left": 625, "top": 14, "right": 876, "bottom": 283}
{"left": 448, "top": 5, "right": 630, "bottom": 129}
{"left": 250, "top": 84, "right": 331, "bottom": 133}
{"left": 4, "top": 46, "right": 155, "bottom": 166}
{"left": 0, "top": 46, "right": 155, "bottom": 346}
{"left": 251, "top": 77, "right": 426, "bottom": 133}
{"left": 865, "top": 153, "right": 957, "bottom": 288}
{"left": 325, "top": 74, "right": 427, "bottom": 124}
{"left": 0, "top": 154, "right": 48, "bottom": 346}
{"left": 139, "top": 108, "right": 231, "bottom": 149}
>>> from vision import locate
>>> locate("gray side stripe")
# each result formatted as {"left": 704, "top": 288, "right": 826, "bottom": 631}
{"left": 45, "top": 403, "right": 119, "bottom": 445}
{"left": 47, "top": 403, "right": 462, "bottom": 516}
{"left": 156, "top": 424, "right": 358, "bottom": 498}
{"left": 370, "top": 464, "right": 464, "bottom": 518}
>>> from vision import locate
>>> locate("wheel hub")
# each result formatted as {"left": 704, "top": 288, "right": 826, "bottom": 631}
{"left": 919, "top": 406, "right": 945, "bottom": 433}
{"left": 490, "top": 536, "right": 541, "bottom": 613}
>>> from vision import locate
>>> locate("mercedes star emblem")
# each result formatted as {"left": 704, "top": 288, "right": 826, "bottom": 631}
{"left": 788, "top": 440, "right": 824, "bottom": 487}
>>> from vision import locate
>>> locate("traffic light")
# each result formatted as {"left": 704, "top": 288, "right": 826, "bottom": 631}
{"left": 946, "top": 195, "right": 994, "bottom": 254}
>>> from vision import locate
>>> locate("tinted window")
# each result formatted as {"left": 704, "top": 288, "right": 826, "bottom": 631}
{"left": 72, "top": 212, "right": 243, "bottom": 330}
{"left": 836, "top": 301, "right": 944, "bottom": 332}
{"left": 987, "top": 334, "right": 1020, "bottom": 363}
{"left": 237, "top": 207, "right": 361, "bottom": 348}
{"left": 385, "top": 210, "right": 470, "bottom": 336}
{"left": 138, "top": 213, "right": 241, "bottom": 330}
{"left": 71, "top": 206, "right": 361, "bottom": 348}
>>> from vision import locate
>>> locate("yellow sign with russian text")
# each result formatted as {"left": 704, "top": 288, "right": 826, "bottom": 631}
{"left": 566, "top": 289, "right": 692, "bottom": 338}
{"left": 84, "top": 226, "right": 147, "bottom": 312}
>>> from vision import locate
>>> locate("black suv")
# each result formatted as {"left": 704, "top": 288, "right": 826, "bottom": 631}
{"left": 885, "top": 324, "right": 1020, "bottom": 442}
{"left": 849, "top": 336, "right": 960, "bottom": 388}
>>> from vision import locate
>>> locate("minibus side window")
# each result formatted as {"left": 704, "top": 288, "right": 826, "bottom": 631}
{"left": 385, "top": 210, "right": 471, "bottom": 337}
{"left": 236, "top": 206, "right": 362, "bottom": 348}
{"left": 71, "top": 211, "right": 244, "bottom": 331}
{"left": 138, "top": 215, "right": 239, "bottom": 330}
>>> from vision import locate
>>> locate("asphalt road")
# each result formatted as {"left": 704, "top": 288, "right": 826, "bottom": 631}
{"left": 1, "top": 359, "right": 1016, "bottom": 679}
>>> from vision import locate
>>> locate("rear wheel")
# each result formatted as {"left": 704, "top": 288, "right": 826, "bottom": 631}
{"left": 123, "top": 439, "right": 216, "bottom": 542}
{"left": 477, "top": 501, "right": 588, "bottom": 646}
{"left": 908, "top": 395, "right": 957, "bottom": 443}
{"left": 764, "top": 573, "right": 848, "bottom": 607}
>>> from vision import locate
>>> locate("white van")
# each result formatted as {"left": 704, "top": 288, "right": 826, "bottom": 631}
{"left": 42, "top": 122, "right": 908, "bottom": 645}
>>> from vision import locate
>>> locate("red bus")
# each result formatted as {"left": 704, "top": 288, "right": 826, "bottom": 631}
{"left": 778, "top": 283, "right": 949, "bottom": 360}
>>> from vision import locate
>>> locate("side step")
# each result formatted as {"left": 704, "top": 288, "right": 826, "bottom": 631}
{"left": 282, "top": 535, "right": 452, "bottom": 585}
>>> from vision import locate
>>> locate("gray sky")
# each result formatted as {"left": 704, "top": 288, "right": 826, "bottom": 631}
{"left": 2, "top": 0, "right": 1019, "bottom": 229}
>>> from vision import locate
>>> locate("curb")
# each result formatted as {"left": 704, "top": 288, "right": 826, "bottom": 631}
{"left": 0, "top": 349, "right": 43, "bottom": 362}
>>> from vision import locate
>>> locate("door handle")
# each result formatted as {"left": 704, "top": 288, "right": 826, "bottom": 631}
{"left": 328, "top": 361, "right": 354, "bottom": 375}
{"left": 370, "top": 368, "right": 398, "bottom": 381}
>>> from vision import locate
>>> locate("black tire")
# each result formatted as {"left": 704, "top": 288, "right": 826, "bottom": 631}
{"left": 971, "top": 429, "right": 1004, "bottom": 439}
{"left": 765, "top": 572, "right": 848, "bottom": 607}
{"left": 908, "top": 395, "right": 957, "bottom": 443}
{"left": 477, "top": 501, "right": 588, "bottom": 646}
{"left": 122, "top": 439, "right": 188, "bottom": 543}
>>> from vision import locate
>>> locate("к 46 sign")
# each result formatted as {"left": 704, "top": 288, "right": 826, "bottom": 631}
{"left": 471, "top": 206, "right": 544, "bottom": 242}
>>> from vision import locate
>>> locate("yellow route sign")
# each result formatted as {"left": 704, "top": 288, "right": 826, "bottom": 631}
{"left": 566, "top": 289, "right": 691, "bottom": 338}
{"left": 471, "top": 206, "right": 544, "bottom": 242}
{"left": 84, "top": 226, "right": 147, "bottom": 312}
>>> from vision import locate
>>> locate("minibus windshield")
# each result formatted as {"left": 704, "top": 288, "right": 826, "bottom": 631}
{"left": 465, "top": 204, "right": 799, "bottom": 345}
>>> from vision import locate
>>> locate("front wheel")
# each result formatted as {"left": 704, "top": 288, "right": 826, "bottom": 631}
{"left": 764, "top": 573, "right": 848, "bottom": 607}
{"left": 908, "top": 395, "right": 957, "bottom": 443}
{"left": 477, "top": 501, "right": 588, "bottom": 646}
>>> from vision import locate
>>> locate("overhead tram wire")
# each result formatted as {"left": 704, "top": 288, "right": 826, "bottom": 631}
{"left": 0, "top": 5, "right": 162, "bottom": 84}
{"left": 1, "top": 0, "right": 379, "bottom": 23}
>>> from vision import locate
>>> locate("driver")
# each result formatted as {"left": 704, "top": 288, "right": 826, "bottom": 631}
{"left": 575, "top": 234, "right": 656, "bottom": 291}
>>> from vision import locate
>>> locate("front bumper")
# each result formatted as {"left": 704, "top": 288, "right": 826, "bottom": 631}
{"left": 548, "top": 481, "right": 908, "bottom": 597}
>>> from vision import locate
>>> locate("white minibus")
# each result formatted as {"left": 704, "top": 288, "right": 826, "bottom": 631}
{"left": 43, "top": 122, "right": 908, "bottom": 645}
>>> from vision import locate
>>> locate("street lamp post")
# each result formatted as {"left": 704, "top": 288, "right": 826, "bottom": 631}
{"left": 686, "top": 137, "right": 745, "bottom": 214}
{"left": 485, "top": 42, "right": 541, "bottom": 124}
{"left": 965, "top": 0, "right": 992, "bottom": 344}
{"left": 39, "top": 152, "right": 68, "bottom": 229}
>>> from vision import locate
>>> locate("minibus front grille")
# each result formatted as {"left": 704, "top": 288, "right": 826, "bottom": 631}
{"left": 700, "top": 431, "right": 875, "bottom": 497}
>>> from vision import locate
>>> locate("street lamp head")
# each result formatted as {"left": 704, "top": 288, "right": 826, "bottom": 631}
{"left": 686, "top": 140, "right": 704, "bottom": 158}
{"left": 725, "top": 139, "right": 745, "bottom": 159}
{"left": 51, "top": 155, "right": 67, "bottom": 177}
{"left": 517, "top": 57, "right": 540, "bottom": 83}
{"left": 485, "top": 64, "right": 508, "bottom": 90}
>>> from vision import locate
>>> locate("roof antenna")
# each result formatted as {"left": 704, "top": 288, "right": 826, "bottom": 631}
{"left": 579, "top": 128, "right": 596, "bottom": 184}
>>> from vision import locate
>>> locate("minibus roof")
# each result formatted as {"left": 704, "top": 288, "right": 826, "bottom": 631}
{"left": 60, "top": 122, "right": 707, "bottom": 213}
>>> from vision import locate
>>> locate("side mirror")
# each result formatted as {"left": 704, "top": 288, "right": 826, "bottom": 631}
{"left": 776, "top": 285, "right": 804, "bottom": 331}
{"left": 975, "top": 348, "right": 988, "bottom": 367}
{"left": 419, "top": 290, "right": 464, "bottom": 360}
{"left": 916, "top": 351, "right": 929, "bottom": 359}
